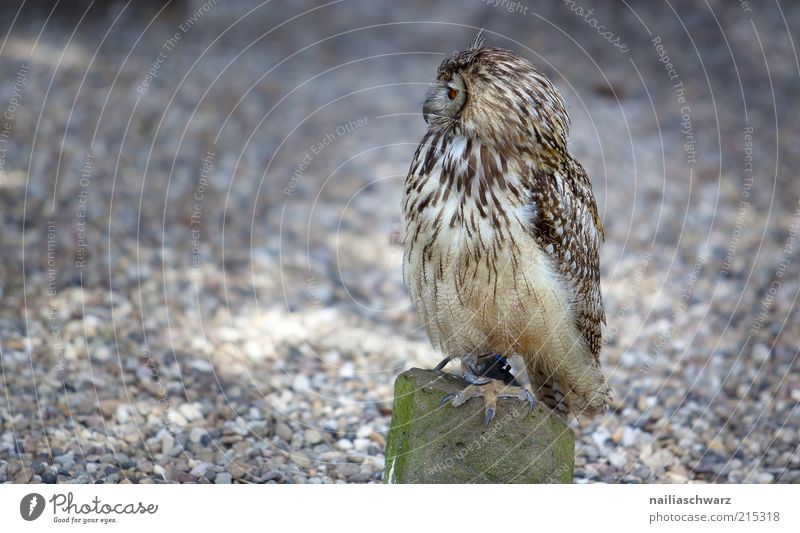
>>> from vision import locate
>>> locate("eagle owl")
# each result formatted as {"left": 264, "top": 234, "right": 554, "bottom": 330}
{"left": 402, "top": 40, "right": 611, "bottom": 423}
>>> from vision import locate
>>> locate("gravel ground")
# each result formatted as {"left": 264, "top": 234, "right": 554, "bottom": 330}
{"left": 1, "top": 0, "right": 798, "bottom": 484}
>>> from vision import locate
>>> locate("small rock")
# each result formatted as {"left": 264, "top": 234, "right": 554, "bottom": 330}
{"left": 633, "top": 466, "right": 651, "bottom": 480}
{"left": 336, "top": 463, "right": 360, "bottom": 477}
{"left": 304, "top": 429, "right": 323, "bottom": 445}
{"left": 608, "top": 451, "right": 627, "bottom": 469}
{"left": 756, "top": 472, "right": 774, "bottom": 483}
{"left": 115, "top": 405, "right": 130, "bottom": 424}
{"left": 251, "top": 422, "right": 270, "bottom": 439}
{"left": 292, "top": 374, "right": 311, "bottom": 392}
{"left": 665, "top": 472, "right": 688, "bottom": 483}
{"left": 215, "top": 472, "right": 232, "bottom": 484}
{"left": 262, "top": 470, "right": 283, "bottom": 482}
{"left": 179, "top": 402, "right": 203, "bottom": 421}
{"left": 161, "top": 434, "right": 175, "bottom": 455}
{"left": 99, "top": 399, "right": 119, "bottom": 418}
{"left": 275, "top": 422, "right": 293, "bottom": 442}
{"left": 353, "top": 438, "right": 370, "bottom": 452}
{"left": 591, "top": 428, "right": 610, "bottom": 449}
{"left": 178, "top": 473, "right": 197, "bottom": 483}
{"left": 167, "top": 410, "right": 188, "bottom": 427}
{"left": 6, "top": 462, "right": 21, "bottom": 476}
{"left": 290, "top": 453, "right": 311, "bottom": 468}
{"left": 370, "top": 432, "right": 386, "bottom": 447}
{"left": 228, "top": 462, "right": 248, "bottom": 479}
{"left": 189, "top": 427, "right": 205, "bottom": 444}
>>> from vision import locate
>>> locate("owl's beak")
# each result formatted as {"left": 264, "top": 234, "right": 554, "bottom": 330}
{"left": 422, "top": 84, "right": 440, "bottom": 125}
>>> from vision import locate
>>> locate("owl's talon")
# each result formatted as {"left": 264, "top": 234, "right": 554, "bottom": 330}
{"left": 462, "top": 371, "right": 491, "bottom": 385}
{"left": 522, "top": 388, "right": 536, "bottom": 413}
{"left": 439, "top": 379, "right": 535, "bottom": 426}
{"left": 433, "top": 355, "right": 453, "bottom": 371}
{"left": 439, "top": 393, "right": 457, "bottom": 407}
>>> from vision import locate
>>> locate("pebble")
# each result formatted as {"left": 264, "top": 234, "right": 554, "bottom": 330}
{"left": 189, "top": 428, "right": 205, "bottom": 444}
{"left": 353, "top": 438, "right": 371, "bottom": 452}
{"left": 275, "top": 423, "right": 293, "bottom": 443}
{"left": 215, "top": 473, "right": 233, "bottom": 484}
{"left": 336, "top": 463, "right": 361, "bottom": 477}
{"left": 607, "top": 451, "right": 627, "bottom": 469}
{"left": 262, "top": 470, "right": 283, "bottom": 482}
{"left": 755, "top": 472, "right": 774, "bottom": 483}
{"left": 304, "top": 429, "right": 323, "bottom": 445}
{"left": 290, "top": 453, "right": 311, "bottom": 469}
{"left": 178, "top": 473, "right": 197, "bottom": 483}
{"left": 161, "top": 434, "right": 175, "bottom": 455}
{"left": 153, "top": 465, "right": 167, "bottom": 479}
{"left": 228, "top": 462, "right": 249, "bottom": 479}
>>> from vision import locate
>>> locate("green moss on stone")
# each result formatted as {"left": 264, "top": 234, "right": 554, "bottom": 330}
{"left": 384, "top": 368, "right": 575, "bottom": 483}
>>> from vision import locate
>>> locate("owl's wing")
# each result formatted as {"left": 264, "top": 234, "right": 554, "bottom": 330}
{"left": 524, "top": 157, "right": 605, "bottom": 362}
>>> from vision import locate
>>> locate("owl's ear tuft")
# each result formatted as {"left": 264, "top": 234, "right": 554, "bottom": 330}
{"left": 470, "top": 28, "right": 485, "bottom": 50}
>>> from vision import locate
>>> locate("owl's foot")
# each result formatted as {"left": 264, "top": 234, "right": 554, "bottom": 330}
{"left": 432, "top": 353, "right": 490, "bottom": 384}
{"left": 440, "top": 378, "right": 535, "bottom": 426}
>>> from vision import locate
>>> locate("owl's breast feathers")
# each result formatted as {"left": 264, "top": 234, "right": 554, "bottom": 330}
{"left": 403, "top": 132, "right": 605, "bottom": 360}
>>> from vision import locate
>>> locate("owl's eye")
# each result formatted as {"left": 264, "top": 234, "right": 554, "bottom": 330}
{"left": 448, "top": 87, "right": 458, "bottom": 100}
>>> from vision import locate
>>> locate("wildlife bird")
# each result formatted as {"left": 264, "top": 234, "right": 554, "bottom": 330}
{"left": 402, "top": 38, "right": 611, "bottom": 424}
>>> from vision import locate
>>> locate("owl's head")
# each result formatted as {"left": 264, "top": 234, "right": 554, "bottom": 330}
{"left": 422, "top": 44, "right": 570, "bottom": 159}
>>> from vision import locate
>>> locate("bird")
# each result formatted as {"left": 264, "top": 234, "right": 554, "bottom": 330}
{"left": 402, "top": 36, "right": 612, "bottom": 424}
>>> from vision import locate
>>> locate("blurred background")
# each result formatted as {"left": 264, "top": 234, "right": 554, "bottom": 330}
{"left": 0, "top": 0, "right": 798, "bottom": 484}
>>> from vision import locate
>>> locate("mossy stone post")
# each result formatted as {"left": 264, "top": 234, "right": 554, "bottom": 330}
{"left": 384, "top": 368, "right": 574, "bottom": 483}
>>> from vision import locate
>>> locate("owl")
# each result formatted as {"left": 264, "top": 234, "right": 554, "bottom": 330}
{"left": 402, "top": 39, "right": 611, "bottom": 423}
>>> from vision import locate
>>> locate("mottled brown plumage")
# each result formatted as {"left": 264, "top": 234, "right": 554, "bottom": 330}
{"left": 402, "top": 42, "right": 611, "bottom": 419}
